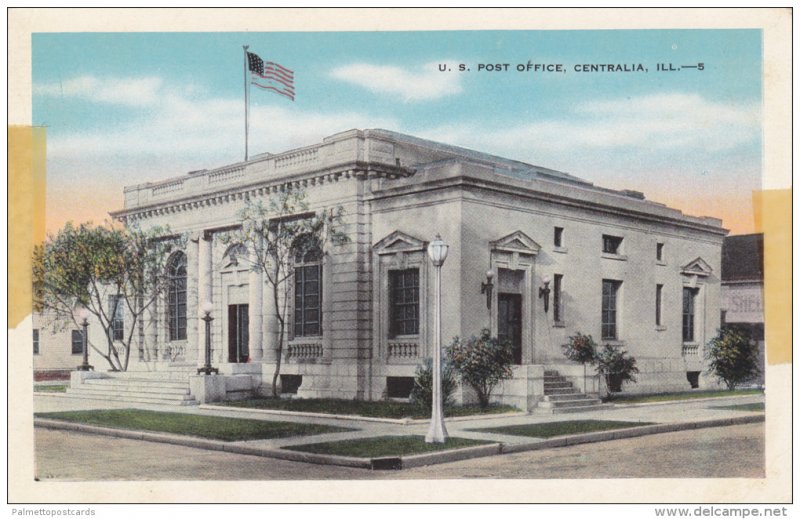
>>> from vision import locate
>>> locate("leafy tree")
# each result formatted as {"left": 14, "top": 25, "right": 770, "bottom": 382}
{"left": 706, "top": 326, "right": 760, "bottom": 390}
{"left": 410, "top": 357, "right": 457, "bottom": 412}
{"left": 595, "top": 343, "right": 639, "bottom": 397}
{"left": 33, "top": 222, "right": 182, "bottom": 371}
{"left": 447, "top": 328, "right": 514, "bottom": 409}
{"left": 224, "top": 189, "right": 348, "bottom": 397}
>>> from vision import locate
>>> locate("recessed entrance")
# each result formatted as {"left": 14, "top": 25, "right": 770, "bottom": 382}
{"left": 228, "top": 304, "right": 249, "bottom": 363}
{"left": 498, "top": 293, "right": 522, "bottom": 364}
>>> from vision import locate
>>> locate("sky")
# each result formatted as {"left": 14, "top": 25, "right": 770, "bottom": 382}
{"left": 32, "top": 29, "right": 763, "bottom": 234}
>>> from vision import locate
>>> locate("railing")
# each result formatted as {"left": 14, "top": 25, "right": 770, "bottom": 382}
{"left": 287, "top": 343, "right": 323, "bottom": 359}
{"left": 275, "top": 148, "right": 319, "bottom": 170}
{"left": 208, "top": 166, "right": 245, "bottom": 184}
{"left": 682, "top": 344, "right": 700, "bottom": 356}
{"left": 387, "top": 342, "right": 418, "bottom": 359}
{"left": 152, "top": 179, "right": 184, "bottom": 196}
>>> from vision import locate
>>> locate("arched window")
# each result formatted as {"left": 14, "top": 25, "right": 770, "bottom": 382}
{"left": 167, "top": 252, "right": 187, "bottom": 341}
{"left": 293, "top": 236, "right": 323, "bottom": 337}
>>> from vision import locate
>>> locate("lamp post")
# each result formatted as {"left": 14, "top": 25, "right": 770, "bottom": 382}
{"left": 197, "top": 301, "right": 219, "bottom": 375}
{"left": 539, "top": 274, "right": 552, "bottom": 313}
{"left": 481, "top": 269, "right": 495, "bottom": 330}
{"left": 76, "top": 308, "right": 93, "bottom": 371}
{"left": 426, "top": 234, "right": 449, "bottom": 444}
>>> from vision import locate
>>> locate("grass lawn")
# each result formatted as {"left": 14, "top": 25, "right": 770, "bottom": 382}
{"left": 284, "top": 435, "right": 490, "bottom": 458}
{"left": 710, "top": 402, "right": 765, "bottom": 412}
{"left": 606, "top": 388, "right": 763, "bottom": 404}
{"left": 221, "top": 397, "right": 518, "bottom": 419}
{"left": 468, "top": 419, "right": 654, "bottom": 438}
{"left": 34, "top": 384, "right": 68, "bottom": 393}
{"left": 35, "top": 409, "right": 351, "bottom": 442}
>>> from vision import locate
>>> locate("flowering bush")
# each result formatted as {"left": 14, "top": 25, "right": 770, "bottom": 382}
{"left": 562, "top": 332, "right": 598, "bottom": 365}
{"left": 447, "top": 328, "right": 514, "bottom": 409}
{"left": 595, "top": 344, "right": 639, "bottom": 397}
{"left": 410, "top": 357, "right": 457, "bottom": 411}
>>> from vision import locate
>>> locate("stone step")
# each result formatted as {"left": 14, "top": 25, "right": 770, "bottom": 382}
{"left": 543, "top": 375, "right": 567, "bottom": 383}
{"left": 112, "top": 370, "right": 194, "bottom": 381}
{"left": 66, "top": 388, "right": 197, "bottom": 405}
{"left": 543, "top": 387, "right": 580, "bottom": 395}
{"left": 542, "top": 393, "right": 594, "bottom": 402}
{"left": 79, "top": 381, "right": 191, "bottom": 396}
{"left": 83, "top": 378, "right": 191, "bottom": 391}
{"left": 543, "top": 370, "right": 560, "bottom": 376}
{"left": 544, "top": 381, "right": 574, "bottom": 390}
{"left": 538, "top": 397, "right": 603, "bottom": 409}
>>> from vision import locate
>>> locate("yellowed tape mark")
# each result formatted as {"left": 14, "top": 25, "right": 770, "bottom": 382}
{"left": 753, "top": 189, "right": 792, "bottom": 365}
{"left": 8, "top": 126, "right": 46, "bottom": 329}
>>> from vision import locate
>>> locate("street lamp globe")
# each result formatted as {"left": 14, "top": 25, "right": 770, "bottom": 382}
{"left": 77, "top": 307, "right": 90, "bottom": 324}
{"left": 427, "top": 234, "right": 449, "bottom": 267}
{"left": 201, "top": 301, "right": 214, "bottom": 316}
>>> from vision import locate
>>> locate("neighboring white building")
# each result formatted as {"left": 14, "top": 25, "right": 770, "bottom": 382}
{"left": 32, "top": 310, "right": 86, "bottom": 380}
{"left": 104, "top": 129, "right": 727, "bottom": 409}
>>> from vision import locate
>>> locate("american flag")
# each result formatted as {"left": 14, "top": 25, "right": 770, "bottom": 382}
{"left": 247, "top": 51, "right": 295, "bottom": 101}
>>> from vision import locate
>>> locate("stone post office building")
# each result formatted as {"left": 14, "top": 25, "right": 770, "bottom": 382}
{"left": 97, "top": 129, "right": 727, "bottom": 410}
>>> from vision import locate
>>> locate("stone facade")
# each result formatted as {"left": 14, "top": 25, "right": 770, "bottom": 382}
{"left": 110, "top": 129, "right": 728, "bottom": 408}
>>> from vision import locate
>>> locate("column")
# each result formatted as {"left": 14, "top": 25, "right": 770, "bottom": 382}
{"left": 248, "top": 245, "right": 264, "bottom": 361}
{"left": 185, "top": 235, "right": 199, "bottom": 364}
{"left": 145, "top": 295, "right": 158, "bottom": 361}
{"left": 197, "top": 233, "right": 213, "bottom": 367}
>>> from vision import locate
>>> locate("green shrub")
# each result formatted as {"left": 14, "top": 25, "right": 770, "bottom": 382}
{"left": 447, "top": 328, "right": 514, "bottom": 409}
{"left": 706, "top": 326, "right": 760, "bottom": 390}
{"left": 595, "top": 344, "right": 639, "bottom": 397}
{"left": 410, "top": 357, "right": 457, "bottom": 411}
{"left": 562, "top": 332, "right": 598, "bottom": 365}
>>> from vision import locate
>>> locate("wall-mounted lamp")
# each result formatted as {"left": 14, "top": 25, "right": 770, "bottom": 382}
{"left": 539, "top": 274, "right": 551, "bottom": 313}
{"left": 480, "top": 270, "right": 495, "bottom": 309}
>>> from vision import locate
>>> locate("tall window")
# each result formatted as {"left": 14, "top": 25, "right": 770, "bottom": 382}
{"left": 294, "top": 239, "right": 322, "bottom": 337}
{"left": 602, "top": 279, "right": 621, "bottom": 340}
{"left": 71, "top": 329, "right": 83, "bottom": 354}
{"left": 553, "top": 274, "right": 564, "bottom": 323}
{"left": 682, "top": 287, "right": 697, "bottom": 342}
{"left": 602, "top": 235, "right": 623, "bottom": 254}
{"left": 389, "top": 269, "right": 420, "bottom": 337}
{"left": 33, "top": 329, "right": 40, "bottom": 355}
{"left": 109, "top": 295, "right": 124, "bottom": 341}
{"left": 656, "top": 284, "right": 664, "bottom": 326}
{"left": 656, "top": 242, "right": 665, "bottom": 262}
{"left": 167, "top": 252, "right": 187, "bottom": 341}
{"left": 554, "top": 227, "right": 564, "bottom": 247}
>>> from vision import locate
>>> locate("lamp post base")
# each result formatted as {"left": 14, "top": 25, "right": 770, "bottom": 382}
{"left": 197, "top": 366, "right": 219, "bottom": 375}
{"left": 425, "top": 423, "right": 449, "bottom": 444}
{"left": 76, "top": 364, "right": 94, "bottom": 372}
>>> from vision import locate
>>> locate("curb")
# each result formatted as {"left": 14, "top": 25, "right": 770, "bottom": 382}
{"left": 34, "top": 413, "right": 763, "bottom": 471}
{"left": 199, "top": 404, "right": 526, "bottom": 426}
{"left": 610, "top": 393, "right": 764, "bottom": 409}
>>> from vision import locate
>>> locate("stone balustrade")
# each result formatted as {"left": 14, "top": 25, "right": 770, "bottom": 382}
{"left": 682, "top": 343, "right": 700, "bottom": 356}
{"left": 287, "top": 343, "right": 323, "bottom": 359}
{"left": 387, "top": 342, "right": 418, "bottom": 359}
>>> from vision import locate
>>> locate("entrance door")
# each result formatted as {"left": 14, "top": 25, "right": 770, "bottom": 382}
{"left": 498, "top": 293, "right": 522, "bottom": 364}
{"left": 228, "top": 304, "right": 249, "bottom": 363}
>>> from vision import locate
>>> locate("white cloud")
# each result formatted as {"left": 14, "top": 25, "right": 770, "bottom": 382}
{"left": 45, "top": 88, "right": 398, "bottom": 177}
{"left": 419, "top": 93, "right": 760, "bottom": 159}
{"left": 33, "top": 75, "right": 164, "bottom": 106}
{"left": 330, "top": 62, "right": 463, "bottom": 102}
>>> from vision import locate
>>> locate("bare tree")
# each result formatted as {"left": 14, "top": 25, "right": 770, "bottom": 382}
{"left": 224, "top": 189, "right": 348, "bottom": 396}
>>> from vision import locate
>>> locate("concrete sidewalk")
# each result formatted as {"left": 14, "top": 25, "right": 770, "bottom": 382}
{"left": 34, "top": 391, "right": 765, "bottom": 469}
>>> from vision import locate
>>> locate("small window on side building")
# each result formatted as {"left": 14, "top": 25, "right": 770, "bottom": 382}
{"left": 602, "top": 235, "right": 623, "bottom": 255}
{"left": 656, "top": 242, "right": 665, "bottom": 262}
{"left": 33, "top": 329, "right": 40, "bottom": 355}
{"left": 554, "top": 227, "right": 564, "bottom": 248}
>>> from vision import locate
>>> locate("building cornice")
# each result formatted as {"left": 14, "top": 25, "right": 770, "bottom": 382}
{"left": 110, "top": 161, "right": 414, "bottom": 225}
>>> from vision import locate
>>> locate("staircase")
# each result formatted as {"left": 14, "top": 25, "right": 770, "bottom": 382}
{"left": 536, "top": 370, "right": 611, "bottom": 414}
{"left": 66, "top": 368, "right": 198, "bottom": 406}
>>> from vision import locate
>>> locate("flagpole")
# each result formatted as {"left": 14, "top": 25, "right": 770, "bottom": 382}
{"left": 243, "top": 44, "right": 250, "bottom": 162}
